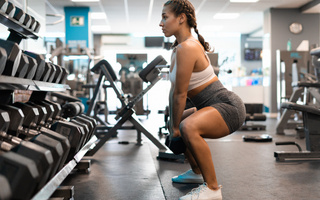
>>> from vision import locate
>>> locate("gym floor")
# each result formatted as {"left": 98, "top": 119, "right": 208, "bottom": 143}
{"left": 61, "top": 113, "right": 320, "bottom": 200}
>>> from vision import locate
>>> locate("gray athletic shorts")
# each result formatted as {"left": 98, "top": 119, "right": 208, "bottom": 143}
{"left": 187, "top": 80, "right": 246, "bottom": 133}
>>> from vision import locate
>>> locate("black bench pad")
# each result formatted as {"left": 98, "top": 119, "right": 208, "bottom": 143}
{"left": 281, "top": 102, "right": 320, "bottom": 116}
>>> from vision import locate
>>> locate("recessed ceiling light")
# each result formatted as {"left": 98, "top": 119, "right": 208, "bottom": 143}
{"left": 91, "top": 12, "right": 106, "bottom": 19}
{"left": 230, "top": 0, "right": 259, "bottom": 2}
{"left": 71, "top": 0, "right": 99, "bottom": 2}
{"left": 91, "top": 25, "right": 111, "bottom": 32}
{"left": 213, "top": 13, "right": 240, "bottom": 19}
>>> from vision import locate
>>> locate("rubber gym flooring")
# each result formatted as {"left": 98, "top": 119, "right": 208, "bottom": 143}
{"left": 61, "top": 114, "right": 320, "bottom": 200}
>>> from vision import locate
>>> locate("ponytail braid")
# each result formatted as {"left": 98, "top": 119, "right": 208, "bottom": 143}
{"left": 194, "top": 25, "right": 212, "bottom": 52}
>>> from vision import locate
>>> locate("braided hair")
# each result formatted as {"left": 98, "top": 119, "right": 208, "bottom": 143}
{"left": 164, "top": 0, "right": 212, "bottom": 52}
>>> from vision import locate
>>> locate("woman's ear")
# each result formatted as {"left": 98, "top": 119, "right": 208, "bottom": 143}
{"left": 179, "top": 13, "right": 187, "bottom": 24}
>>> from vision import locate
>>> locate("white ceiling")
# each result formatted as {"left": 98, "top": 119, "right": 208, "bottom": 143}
{"left": 45, "top": 0, "right": 313, "bottom": 36}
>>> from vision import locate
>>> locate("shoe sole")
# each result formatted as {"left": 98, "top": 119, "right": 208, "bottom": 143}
{"left": 179, "top": 198, "right": 222, "bottom": 200}
{"left": 172, "top": 179, "right": 204, "bottom": 184}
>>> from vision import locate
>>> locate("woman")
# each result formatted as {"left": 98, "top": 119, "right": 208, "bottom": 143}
{"left": 159, "top": 0, "right": 246, "bottom": 199}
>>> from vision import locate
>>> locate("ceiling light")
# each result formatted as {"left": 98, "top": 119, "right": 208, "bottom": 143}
{"left": 213, "top": 13, "right": 239, "bottom": 19}
{"left": 230, "top": 0, "right": 259, "bottom": 2}
{"left": 71, "top": 0, "right": 99, "bottom": 2}
{"left": 91, "top": 25, "right": 111, "bottom": 32}
{"left": 91, "top": 12, "right": 106, "bottom": 19}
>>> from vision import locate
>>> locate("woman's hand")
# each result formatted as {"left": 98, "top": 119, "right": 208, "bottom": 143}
{"left": 168, "top": 120, "right": 181, "bottom": 139}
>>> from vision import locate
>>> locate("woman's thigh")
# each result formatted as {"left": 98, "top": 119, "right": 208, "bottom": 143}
{"left": 181, "top": 107, "right": 230, "bottom": 139}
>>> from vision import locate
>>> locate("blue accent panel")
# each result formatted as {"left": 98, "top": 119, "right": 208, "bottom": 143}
{"left": 64, "top": 7, "right": 90, "bottom": 48}
{"left": 264, "top": 105, "right": 269, "bottom": 113}
{"left": 290, "top": 52, "right": 302, "bottom": 59}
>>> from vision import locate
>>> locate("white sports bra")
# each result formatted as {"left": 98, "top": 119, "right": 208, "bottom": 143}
{"left": 169, "top": 39, "right": 216, "bottom": 91}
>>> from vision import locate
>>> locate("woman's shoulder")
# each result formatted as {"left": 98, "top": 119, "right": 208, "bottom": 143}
{"left": 176, "top": 40, "right": 199, "bottom": 52}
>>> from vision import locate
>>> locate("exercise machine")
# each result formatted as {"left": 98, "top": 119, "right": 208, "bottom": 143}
{"left": 85, "top": 56, "right": 184, "bottom": 160}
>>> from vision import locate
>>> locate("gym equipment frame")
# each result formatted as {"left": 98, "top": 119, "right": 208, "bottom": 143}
{"left": 85, "top": 56, "right": 184, "bottom": 160}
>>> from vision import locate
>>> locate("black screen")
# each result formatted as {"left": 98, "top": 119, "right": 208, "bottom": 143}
{"left": 145, "top": 37, "right": 164, "bottom": 47}
{"left": 244, "top": 49, "right": 262, "bottom": 60}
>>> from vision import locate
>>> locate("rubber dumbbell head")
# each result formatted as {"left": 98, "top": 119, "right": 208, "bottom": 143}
{"left": 62, "top": 102, "right": 81, "bottom": 118}
{"left": 0, "top": 46, "right": 7, "bottom": 75}
{"left": 23, "top": 13, "right": 32, "bottom": 28}
{"left": 74, "top": 101, "right": 85, "bottom": 114}
{"left": 23, "top": 50, "right": 45, "bottom": 80}
{"left": 0, "top": 0, "right": 8, "bottom": 13}
{"left": 34, "top": 21, "right": 41, "bottom": 33}
{"left": 0, "top": 109, "right": 10, "bottom": 133}
{"left": 47, "top": 62, "right": 57, "bottom": 83}
{"left": 59, "top": 66, "right": 69, "bottom": 84}
{"left": 52, "top": 64, "right": 63, "bottom": 83}
{"left": 0, "top": 174, "right": 11, "bottom": 200}
{"left": 0, "top": 38, "right": 22, "bottom": 76}
{"left": 0, "top": 151, "right": 39, "bottom": 200}
{"left": 165, "top": 136, "right": 186, "bottom": 155}
{"left": 5, "top": 1, "right": 15, "bottom": 18}
{"left": 29, "top": 16, "right": 36, "bottom": 30}
{"left": 13, "top": 6, "right": 25, "bottom": 24}
{"left": 23, "top": 54, "right": 37, "bottom": 79}
{"left": 15, "top": 53, "right": 29, "bottom": 78}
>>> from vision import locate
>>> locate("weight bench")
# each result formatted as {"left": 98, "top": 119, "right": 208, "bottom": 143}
{"left": 276, "top": 47, "right": 320, "bottom": 135}
{"left": 274, "top": 102, "right": 320, "bottom": 161}
{"left": 85, "top": 56, "right": 184, "bottom": 160}
{"left": 239, "top": 103, "right": 266, "bottom": 131}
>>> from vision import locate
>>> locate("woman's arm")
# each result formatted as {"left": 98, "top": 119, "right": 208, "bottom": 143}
{"left": 169, "top": 43, "right": 197, "bottom": 138}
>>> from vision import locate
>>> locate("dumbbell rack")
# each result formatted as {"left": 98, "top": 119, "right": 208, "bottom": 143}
{"left": 0, "top": 5, "right": 98, "bottom": 200}
{"left": 0, "top": 10, "right": 38, "bottom": 43}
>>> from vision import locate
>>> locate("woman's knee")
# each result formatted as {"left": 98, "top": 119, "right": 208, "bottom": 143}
{"left": 179, "top": 120, "right": 198, "bottom": 141}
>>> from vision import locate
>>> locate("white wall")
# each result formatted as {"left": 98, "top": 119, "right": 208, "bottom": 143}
{"left": 98, "top": 33, "right": 242, "bottom": 112}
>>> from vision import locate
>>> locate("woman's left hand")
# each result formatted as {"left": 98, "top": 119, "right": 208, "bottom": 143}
{"left": 169, "top": 126, "right": 181, "bottom": 139}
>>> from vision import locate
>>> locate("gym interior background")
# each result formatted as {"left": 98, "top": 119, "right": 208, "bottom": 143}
{"left": 0, "top": 0, "right": 320, "bottom": 199}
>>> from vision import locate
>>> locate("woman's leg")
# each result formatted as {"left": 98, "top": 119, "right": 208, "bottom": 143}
{"left": 180, "top": 107, "right": 230, "bottom": 190}
{"left": 179, "top": 107, "right": 202, "bottom": 174}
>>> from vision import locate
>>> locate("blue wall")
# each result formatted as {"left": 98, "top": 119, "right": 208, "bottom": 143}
{"left": 64, "top": 7, "right": 90, "bottom": 48}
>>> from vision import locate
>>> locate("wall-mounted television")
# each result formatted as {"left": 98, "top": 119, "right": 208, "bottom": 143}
{"left": 145, "top": 37, "right": 164, "bottom": 47}
{"left": 244, "top": 48, "right": 262, "bottom": 60}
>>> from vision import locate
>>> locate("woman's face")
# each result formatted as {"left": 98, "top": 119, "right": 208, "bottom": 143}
{"left": 159, "top": 6, "right": 180, "bottom": 37}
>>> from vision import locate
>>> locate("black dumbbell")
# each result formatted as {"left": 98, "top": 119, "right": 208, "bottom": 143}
{"left": 23, "top": 13, "right": 32, "bottom": 28}
{"left": 0, "top": 174, "right": 11, "bottom": 200}
{"left": 14, "top": 101, "right": 83, "bottom": 163}
{"left": 45, "top": 100, "right": 96, "bottom": 144}
{"left": 47, "top": 62, "right": 57, "bottom": 83}
{"left": 0, "top": 46, "right": 7, "bottom": 75}
{"left": 0, "top": 150, "right": 39, "bottom": 200}
{"left": 0, "top": 38, "right": 21, "bottom": 76}
{"left": 24, "top": 53, "right": 37, "bottom": 79}
{"left": 28, "top": 16, "right": 36, "bottom": 30}
{"left": 165, "top": 136, "right": 186, "bottom": 155}
{"left": 0, "top": 105, "right": 65, "bottom": 180}
{"left": 12, "top": 102, "right": 71, "bottom": 171}
{"left": 0, "top": 135, "right": 53, "bottom": 191}
{"left": 13, "top": 6, "right": 25, "bottom": 24}
{"left": 5, "top": 1, "right": 15, "bottom": 18}
{"left": 0, "top": 109, "right": 53, "bottom": 189}
{"left": 23, "top": 50, "right": 45, "bottom": 81}
{"left": 59, "top": 66, "right": 69, "bottom": 84}
{"left": 15, "top": 53, "right": 29, "bottom": 78}
{"left": 0, "top": 0, "right": 8, "bottom": 14}
{"left": 52, "top": 63, "right": 63, "bottom": 83}
{"left": 34, "top": 21, "right": 41, "bottom": 33}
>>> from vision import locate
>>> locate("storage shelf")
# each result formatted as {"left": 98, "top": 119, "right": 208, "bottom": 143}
{"left": 0, "top": 75, "right": 70, "bottom": 91}
{"left": 31, "top": 135, "right": 97, "bottom": 200}
{"left": 0, "top": 11, "right": 39, "bottom": 39}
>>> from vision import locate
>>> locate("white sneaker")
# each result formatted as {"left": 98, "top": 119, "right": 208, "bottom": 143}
{"left": 179, "top": 183, "right": 223, "bottom": 200}
{"left": 172, "top": 169, "right": 204, "bottom": 184}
